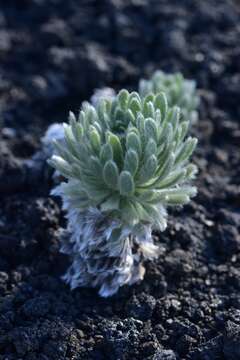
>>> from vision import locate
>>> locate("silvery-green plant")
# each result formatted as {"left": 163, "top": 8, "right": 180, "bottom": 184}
{"left": 42, "top": 70, "right": 198, "bottom": 158}
{"left": 49, "top": 89, "right": 198, "bottom": 297}
{"left": 139, "top": 70, "right": 199, "bottom": 123}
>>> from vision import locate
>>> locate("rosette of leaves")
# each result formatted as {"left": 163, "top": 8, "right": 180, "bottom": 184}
{"left": 139, "top": 70, "right": 199, "bottom": 124}
{"left": 49, "top": 89, "right": 198, "bottom": 297}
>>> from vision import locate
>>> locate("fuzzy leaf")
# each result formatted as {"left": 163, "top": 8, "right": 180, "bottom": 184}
{"left": 124, "top": 149, "right": 139, "bottom": 176}
{"left": 100, "top": 143, "right": 113, "bottom": 164}
{"left": 129, "top": 98, "right": 141, "bottom": 115}
{"left": 144, "top": 139, "right": 157, "bottom": 159}
{"left": 138, "top": 155, "right": 157, "bottom": 184}
{"left": 136, "top": 113, "right": 145, "bottom": 137}
{"left": 100, "top": 195, "right": 120, "bottom": 212}
{"left": 126, "top": 109, "right": 136, "bottom": 125}
{"left": 119, "top": 171, "right": 135, "bottom": 196}
{"left": 89, "top": 127, "right": 101, "bottom": 153}
{"left": 48, "top": 156, "right": 73, "bottom": 178}
{"left": 143, "top": 101, "right": 155, "bottom": 118}
{"left": 89, "top": 156, "right": 103, "bottom": 177}
{"left": 107, "top": 132, "right": 124, "bottom": 168}
{"left": 103, "top": 160, "right": 119, "bottom": 189}
{"left": 185, "top": 164, "right": 198, "bottom": 179}
{"left": 175, "top": 137, "right": 198, "bottom": 165}
{"left": 118, "top": 89, "right": 129, "bottom": 109}
{"left": 145, "top": 118, "right": 158, "bottom": 142}
{"left": 156, "top": 169, "right": 186, "bottom": 189}
{"left": 154, "top": 92, "right": 168, "bottom": 118}
{"left": 164, "top": 193, "right": 190, "bottom": 205}
{"left": 126, "top": 132, "right": 142, "bottom": 156}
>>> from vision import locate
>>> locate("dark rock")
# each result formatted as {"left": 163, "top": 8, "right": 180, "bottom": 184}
{"left": 0, "top": 271, "right": 8, "bottom": 294}
{"left": 189, "top": 335, "right": 223, "bottom": 359}
{"left": 223, "top": 321, "right": 240, "bottom": 360}
{"left": 0, "top": 235, "right": 21, "bottom": 260}
{"left": 0, "top": 141, "right": 26, "bottom": 194}
{"left": 215, "top": 224, "right": 240, "bottom": 257}
{"left": 152, "top": 349, "right": 178, "bottom": 360}
{"left": 22, "top": 296, "right": 51, "bottom": 318}
{"left": 102, "top": 318, "right": 142, "bottom": 359}
{"left": 125, "top": 293, "right": 156, "bottom": 321}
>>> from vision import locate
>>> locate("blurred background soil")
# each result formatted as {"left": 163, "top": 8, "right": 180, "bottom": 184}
{"left": 0, "top": 1, "right": 240, "bottom": 359}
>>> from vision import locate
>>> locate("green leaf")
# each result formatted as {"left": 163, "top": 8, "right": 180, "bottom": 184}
{"left": 119, "top": 171, "right": 135, "bottom": 196}
{"left": 78, "top": 110, "right": 88, "bottom": 131}
{"left": 178, "top": 121, "right": 189, "bottom": 143}
{"left": 120, "top": 199, "right": 139, "bottom": 224}
{"left": 154, "top": 92, "right": 168, "bottom": 119}
{"left": 175, "top": 137, "right": 198, "bottom": 165}
{"left": 71, "top": 164, "right": 82, "bottom": 179}
{"left": 118, "top": 89, "right": 129, "bottom": 110}
{"left": 69, "top": 111, "right": 83, "bottom": 143}
{"left": 157, "top": 187, "right": 197, "bottom": 205}
{"left": 144, "top": 93, "right": 155, "bottom": 103}
{"left": 126, "top": 109, "right": 136, "bottom": 125}
{"left": 133, "top": 202, "right": 152, "bottom": 223}
{"left": 128, "top": 91, "right": 141, "bottom": 103}
{"left": 138, "top": 155, "right": 157, "bottom": 184}
{"left": 107, "top": 132, "right": 124, "bottom": 168}
{"left": 52, "top": 139, "right": 74, "bottom": 164}
{"left": 89, "top": 156, "right": 103, "bottom": 177}
{"left": 145, "top": 118, "right": 158, "bottom": 142}
{"left": 136, "top": 113, "right": 145, "bottom": 137}
{"left": 164, "top": 193, "right": 190, "bottom": 205}
{"left": 89, "top": 127, "right": 101, "bottom": 153}
{"left": 100, "top": 195, "right": 120, "bottom": 212}
{"left": 155, "top": 153, "right": 174, "bottom": 184}
{"left": 85, "top": 187, "right": 110, "bottom": 203}
{"left": 144, "top": 139, "right": 157, "bottom": 159}
{"left": 154, "top": 109, "right": 161, "bottom": 124}
{"left": 143, "top": 101, "right": 155, "bottom": 118}
{"left": 137, "top": 189, "right": 166, "bottom": 203}
{"left": 97, "top": 100, "right": 109, "bottom": 129}
{"left": 129, "top": 97, "right": 141, "bottom": 115}
{"left": 124, "top": 149, "right": 139, "bottom": 176}
{"left": 74, "top": 143, "right": 89, "bottom": 163}
{"left": 114, "top": 107, "right": 125, "bottom": 122}
{"left": 103, "top": 160, "right": 119, "bottom": 189}
{"left": 156, "top": 169, "right": 186, "bottom": 189}
{"left": 185, "top": 164, "right": 198, "bottom": 179}
{"left": 85, "top": 105, "right": 98, "bottom": 124}
{"left": 100, "top": 143, "right": 113, "bottom": 164}
{"left": 168, "top": 106, "right": 180, "bottom": 132}
{"left": 159, "top": 123, "right": 173, "bottom": 145}
{"left": 63, "top": 124, "right": 79, "bottom": 157}
{"left": 48, "top": 156, "right": 73, "bottom": 178}
{"left": 60, "top": 182, "right": 88, "bottom": 199}
{"left": 142, "top": 203, "right": 161, "bottom": 221}
{"left": 126, "top": 132, "right": 142, "bottom": 156}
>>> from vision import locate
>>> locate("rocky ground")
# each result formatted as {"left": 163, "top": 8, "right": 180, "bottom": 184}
{"left": 0, "top": 0, "right": 240, "bottom": 359}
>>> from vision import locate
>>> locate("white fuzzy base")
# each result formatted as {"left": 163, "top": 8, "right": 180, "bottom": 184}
{"left": 53, "top": 183, "right": 167, "bottom": 297}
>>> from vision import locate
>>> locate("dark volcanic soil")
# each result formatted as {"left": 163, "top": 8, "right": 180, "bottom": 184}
{"left": 0, "top": 0, "right": 240, "bottom": 359}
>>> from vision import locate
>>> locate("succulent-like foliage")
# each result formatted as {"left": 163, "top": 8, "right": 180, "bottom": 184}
{"left": 49, "top": 89, "right": 198, "bottom": 297}
{"left": 139, "top": 70, "right": 199, "bottom": 123}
